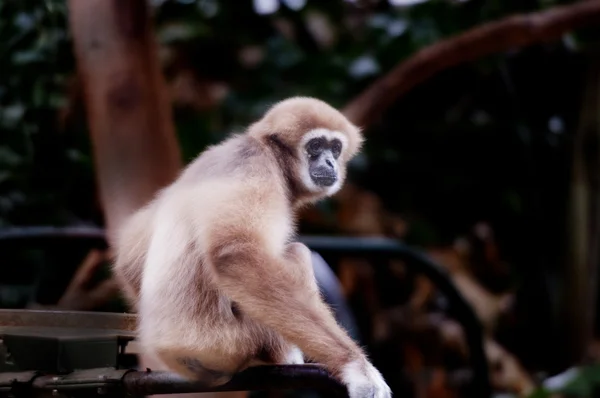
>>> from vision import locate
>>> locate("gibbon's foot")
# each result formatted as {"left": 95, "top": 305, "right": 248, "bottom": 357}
{"left": 282, "top": 345, "right": 305, "bottom": 364}
{"left": 341, "top": 359, "right": 392, "bottom": 398}
{"left": 175, "top": 356, "right": 234, "bottom": 387}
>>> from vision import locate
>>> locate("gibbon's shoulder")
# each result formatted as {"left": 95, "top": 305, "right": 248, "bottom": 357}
{"left": 177, "top": 133, "right": 271, "bottom": 185}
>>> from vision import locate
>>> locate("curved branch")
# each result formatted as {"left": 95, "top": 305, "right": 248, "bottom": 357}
{"left": 343, "top": 0, "right": 600, "bottom": 127}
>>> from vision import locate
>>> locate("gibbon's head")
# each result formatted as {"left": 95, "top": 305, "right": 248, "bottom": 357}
{"left": 248, "top": 97, "right": 363, "bottom": 202}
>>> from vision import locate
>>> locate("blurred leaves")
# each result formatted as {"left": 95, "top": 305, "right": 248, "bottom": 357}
{"left": 0, "top": 0, "right": 592, "bottom": 259}
{"left": 522, "top": 365, "right": 600, "bottom": 397}
{"left": 0, "top": 0, "right": 93, "bottom": 226}
{"left": 0, "top": 0, "right": 592, "bottom": 249}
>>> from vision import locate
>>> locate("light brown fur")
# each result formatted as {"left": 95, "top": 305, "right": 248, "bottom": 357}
{"left": 112, "top": 97, "right": 391, "bottom": 397}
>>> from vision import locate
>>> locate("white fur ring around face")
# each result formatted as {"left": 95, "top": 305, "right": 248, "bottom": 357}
{"left": 341, "top": 359, "right": 392, "bottom": 398}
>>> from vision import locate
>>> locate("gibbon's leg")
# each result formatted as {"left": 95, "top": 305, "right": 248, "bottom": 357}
{"left": 245, "top": 332, "right": 305, "bottom": 367}
{"left": 280, "top": 344, "right": 305, "bottom": 364}
{"left": 210, "top": 242, "right": 391, "bottom": 398}
{"left": 247, "top": 247, "right": 359, "bottom": 368}
{"left": 137, "top": 218, "right": 257, "bottom": 387}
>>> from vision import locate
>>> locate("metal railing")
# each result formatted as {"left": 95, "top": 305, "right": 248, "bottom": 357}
{"left": 0, "top": 226, "right": 491, "bottom": 397}
{"left": 0, "top": 365, "right": 348, "bottom": 397}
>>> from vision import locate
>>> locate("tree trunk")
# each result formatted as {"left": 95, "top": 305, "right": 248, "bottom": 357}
{"left": 67, "top": 0, "right": 181, "bottom": 244}
{"left": 562, "top": 54, "right": 600, "bottom": 367}
{"left": 67, "top": 1, "right": 244, "bottom": 397}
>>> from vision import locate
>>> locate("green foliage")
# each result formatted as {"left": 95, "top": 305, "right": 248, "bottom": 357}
{"left": 0, "top": 0, "right": 96, "bottom": 226}
{"left": 0, "top": 0, "right": 593, "bottom": 285}
{"left": 525, "top": 365, "right": 600, "bottom": 397}
{"left": 0, "top": 0, "right": 588, "bottom": 233}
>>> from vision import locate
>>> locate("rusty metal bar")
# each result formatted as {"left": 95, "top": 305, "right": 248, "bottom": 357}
{"left": 0, "top": 226, "right": 106, "bottom": 248}
{"left": 31, "top": 368, "right": 131, "bottom": 394}
{"left": 0, "top": 309, "right": 136, "bottom": 335}
{"left": 0, "top": 365, "right": 348, "bottom": 397}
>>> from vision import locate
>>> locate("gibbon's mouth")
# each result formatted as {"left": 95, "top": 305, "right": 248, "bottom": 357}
{"left": 311, "top": 171, "right": 337, "bottom": 187}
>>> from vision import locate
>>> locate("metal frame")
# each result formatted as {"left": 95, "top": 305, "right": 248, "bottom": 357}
{"left": 0, "top": 226, "right": 491, "bottom": 397}
{"left": 0, "top": 365, "right": 348, "bottom": 397}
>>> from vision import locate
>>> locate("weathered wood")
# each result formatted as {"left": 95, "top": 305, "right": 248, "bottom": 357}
{"left": 0, "top": 309, "right": 136, "bottom": 334}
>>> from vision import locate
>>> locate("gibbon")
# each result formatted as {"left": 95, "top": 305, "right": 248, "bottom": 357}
{"left": 112, "top": 97, "right": 392, "bottom": 398}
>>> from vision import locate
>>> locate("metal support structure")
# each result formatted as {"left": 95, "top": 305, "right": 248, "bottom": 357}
{"left": 121, "top": 365, "right": 347, "bottom": 396}
{"left": 299, "top": 235, "right": 490, "bottom": 397}
{"left": 0, "top": 366, "right": 347, "bottom": 397}
{"left": 0, "top": 226, "right": 491, "bottom": 397}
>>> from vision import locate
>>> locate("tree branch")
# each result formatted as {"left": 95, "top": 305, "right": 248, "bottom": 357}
{"left": 56, "top": 249, "right": 120, "bottom": 311}
{"left": 343, "top": 0, "right": 600, "bottom": 127}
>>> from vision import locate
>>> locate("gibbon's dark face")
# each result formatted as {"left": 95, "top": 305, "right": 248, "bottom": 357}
{"left": 305, "top": 136, "right": 342, "bottom": 187}
{"left": 296, "top": 128, "right": 350, "bottom": 196}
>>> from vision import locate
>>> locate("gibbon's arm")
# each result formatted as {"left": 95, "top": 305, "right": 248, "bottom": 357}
{"left": 210, "top": 241, "right": 371, "bottom": 378}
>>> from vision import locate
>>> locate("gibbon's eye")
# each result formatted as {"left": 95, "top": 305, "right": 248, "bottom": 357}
{"left": 330, "top": 139, "right": 342, "bottom": 159}
{"left": 306, "top": 137, "right": 325, "bottom": 158}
